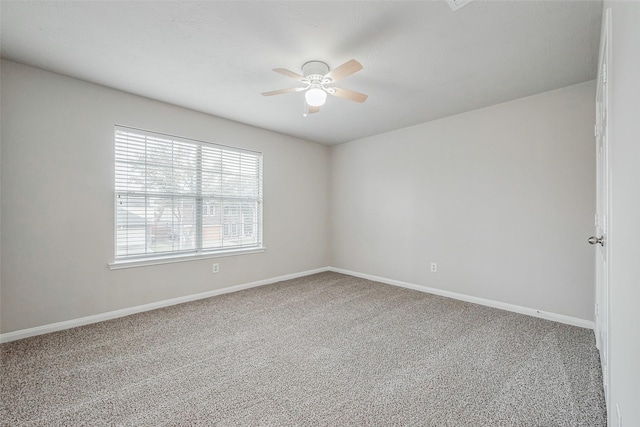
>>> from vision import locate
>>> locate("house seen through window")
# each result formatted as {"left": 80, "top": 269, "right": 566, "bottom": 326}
{"left": 114, "top": 126, "right": 263, "bottom": 261}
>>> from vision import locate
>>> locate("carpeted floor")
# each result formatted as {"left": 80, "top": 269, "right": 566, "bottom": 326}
{"left": 1, "top": 272, "right": 606, "bottom": 426}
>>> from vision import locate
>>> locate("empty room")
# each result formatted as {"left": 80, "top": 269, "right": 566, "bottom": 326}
{"left": 1, "top": 1, "right": 638, "bottom": 425}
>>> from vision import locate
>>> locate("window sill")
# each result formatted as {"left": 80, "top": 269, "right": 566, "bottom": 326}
{"left": 108, "top": 247, "right": 266, "bottom": 270}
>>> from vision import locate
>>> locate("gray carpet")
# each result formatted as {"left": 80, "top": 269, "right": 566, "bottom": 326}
{"left": 1, "top": 272, "right": 606, "bottom": 426}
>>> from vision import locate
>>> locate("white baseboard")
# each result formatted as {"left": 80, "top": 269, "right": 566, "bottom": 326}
{"left": 328, "top": 267, "right": 595, "bottom": 329}
{"left": 0, "top": 265, "right": 594, "bottom": 343}
{"left": 0, "top": 267, "right": 329, "bottom": 344}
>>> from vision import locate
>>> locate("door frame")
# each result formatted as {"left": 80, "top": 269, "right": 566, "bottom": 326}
{"left": 594, "top": 6, "right": 612, "bottom": 407}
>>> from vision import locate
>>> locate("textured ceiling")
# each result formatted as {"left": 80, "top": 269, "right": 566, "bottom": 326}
{"left": 0, "top": 1, "right": 602, "bottom": 145}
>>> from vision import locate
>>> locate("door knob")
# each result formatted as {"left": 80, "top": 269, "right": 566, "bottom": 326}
{"left": 588, "top": 236, "right": 604, "bottom": 246}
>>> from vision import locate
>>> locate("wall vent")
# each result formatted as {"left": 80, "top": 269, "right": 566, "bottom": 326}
{"left": 446, "top": 0, "right": 475, "bottom": 11}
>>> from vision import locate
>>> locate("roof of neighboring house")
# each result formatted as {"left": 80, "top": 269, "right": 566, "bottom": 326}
{"left": 117, "top": 206, "right": 146, "bottom": 228}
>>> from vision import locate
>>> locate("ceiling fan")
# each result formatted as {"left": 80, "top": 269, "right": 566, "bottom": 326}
{"left": 261, "top": 59, "right": 368, "bottom": 115}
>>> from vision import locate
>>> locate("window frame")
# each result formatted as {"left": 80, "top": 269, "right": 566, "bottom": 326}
{"left": 109, "top": 125, "right": 264, "bottom": 270}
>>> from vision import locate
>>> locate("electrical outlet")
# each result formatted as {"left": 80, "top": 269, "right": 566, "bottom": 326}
{"left": 430, "top": 262, "right": 437, "bottom": 273}
{"left": 212, "top": 263, "right": 219, "bottom": 273}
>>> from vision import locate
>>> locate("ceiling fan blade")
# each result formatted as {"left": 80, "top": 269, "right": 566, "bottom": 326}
{"left": 330, "top": 87, "right": 368, "bottom": 103}
{"left": 325, "top": 59, "right": 363, "bottom": 83}
{"left": 261, "top": 87, "right": 304, "bottom": 96}
{"left": 273, "top": 68, "right": 306, "bottom": 82}
{"left": 308, "top": 105, "right": 320, "bottom": 114}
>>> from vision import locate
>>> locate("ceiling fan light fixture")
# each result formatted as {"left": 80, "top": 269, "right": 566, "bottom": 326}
{"left": 305, "top": 88, "right": 327, "bottom": 107}
{"left": 263, "top": 59, "right": 367, "bottom": 112}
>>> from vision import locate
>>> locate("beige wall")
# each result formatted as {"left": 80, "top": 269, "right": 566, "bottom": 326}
{"left": 1, "top": 60, "right": 599, "bottom": 336}
{"left": 603, "top": 2, "right": 640, "bottom": 424}
{"left": 331, "top": 81, "right": 596, "bottom": 321}
{"left": 0, "top": 60, "right": 330, "bottom": 333}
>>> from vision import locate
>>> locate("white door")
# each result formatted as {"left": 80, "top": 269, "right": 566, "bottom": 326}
{"left": 592, "top": 8, "right": 611, "bottom": 407}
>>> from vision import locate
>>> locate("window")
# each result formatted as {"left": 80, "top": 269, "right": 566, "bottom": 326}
{"left": 114, "top": 126, "right": 263, "bottom": 264}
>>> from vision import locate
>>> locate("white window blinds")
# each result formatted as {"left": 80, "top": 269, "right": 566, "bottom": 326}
{"left": 115, "top": 126, "right": 263, "bottom": 261}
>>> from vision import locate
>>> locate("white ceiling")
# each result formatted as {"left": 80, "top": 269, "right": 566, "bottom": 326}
{"left": 0, "top": 1, "right": 602, "bottom": 145}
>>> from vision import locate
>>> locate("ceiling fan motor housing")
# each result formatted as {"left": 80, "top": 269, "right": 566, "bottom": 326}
{"left": 302, "top": 61, "right": 330, "bottom": 81}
